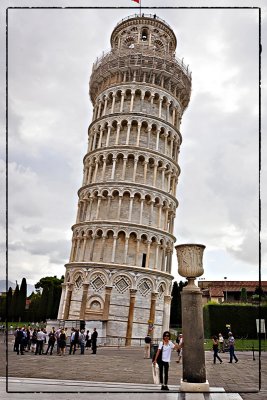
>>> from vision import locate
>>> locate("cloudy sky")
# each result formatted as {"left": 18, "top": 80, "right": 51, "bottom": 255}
{"left": 1, "top": 0, "right": 266, "bottom": 287}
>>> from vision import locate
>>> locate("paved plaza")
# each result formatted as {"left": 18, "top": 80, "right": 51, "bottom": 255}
{"left": 0, "top": 335, "right": 266, "bottom": 400}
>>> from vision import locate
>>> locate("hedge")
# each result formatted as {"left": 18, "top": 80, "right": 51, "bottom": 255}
{"left": 203, "top": 303, "right": 267, "bottom": 339}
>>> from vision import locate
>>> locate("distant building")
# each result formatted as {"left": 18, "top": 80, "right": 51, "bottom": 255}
{"left": 198, "top": 281, "right": 267, "bottom": 304}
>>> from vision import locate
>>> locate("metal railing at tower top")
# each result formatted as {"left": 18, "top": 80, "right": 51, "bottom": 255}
{"left": 114, "top": 13, "right": 173, "bottom": 31}
{"left": 91, "top": 46, "right": 192, "bottom": 81}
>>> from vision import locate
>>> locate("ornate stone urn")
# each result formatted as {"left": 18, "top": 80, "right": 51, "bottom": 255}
{"left": 176, "top": 244, "right": 205, "bottom": 290}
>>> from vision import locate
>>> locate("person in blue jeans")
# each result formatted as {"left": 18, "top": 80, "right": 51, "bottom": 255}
{"left": 212, "top": 335, "right": 222, "bottom": 364}
{"left": 228, "top": 332, "right": 238, "bottom": 363}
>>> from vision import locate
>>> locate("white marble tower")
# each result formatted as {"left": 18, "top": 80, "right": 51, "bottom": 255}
{"left": 57, "top": 13, "right": 191, "bottom": 344}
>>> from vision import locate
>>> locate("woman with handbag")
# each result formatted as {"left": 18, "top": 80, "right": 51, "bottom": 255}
{"left": 153, "top": 331, "right": 179, "bottom": 391}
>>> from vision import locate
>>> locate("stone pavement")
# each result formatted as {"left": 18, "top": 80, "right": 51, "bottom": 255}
{"left": 1, "top": 336, "right": 266, "bottom": 399}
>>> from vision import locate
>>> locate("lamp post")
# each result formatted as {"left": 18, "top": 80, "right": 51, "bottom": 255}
{"left": 175, "top": 244, "right": 209, "bottom": 392}
{"left": 224, "top": 276, "right": 227, "bottom": 302}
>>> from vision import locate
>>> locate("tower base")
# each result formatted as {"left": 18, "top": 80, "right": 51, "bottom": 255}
{"left": 180, "top": 379, "right": 210, "bottom": 392}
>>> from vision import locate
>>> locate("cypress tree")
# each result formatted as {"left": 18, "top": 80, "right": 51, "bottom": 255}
{"left": 18, "top": 278, "right": 27, "bottom": 321}
{"left": 6, "top": 287, "right": 13, "bottom": 321}
{"left": 10, "top": 284, "right": 19, "bottom": 321}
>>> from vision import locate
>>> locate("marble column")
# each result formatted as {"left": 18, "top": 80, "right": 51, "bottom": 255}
{"left": 103, "top": 286, "right": 113, "bottom": 320}
{"left": 79, "top": 283, "right": 89, "bottom": 319}
{"left": 63, "top": 283, "right": 74, "bottom": 320}
{"left": 125, "top": 289, "right": 137, "bottom": 346}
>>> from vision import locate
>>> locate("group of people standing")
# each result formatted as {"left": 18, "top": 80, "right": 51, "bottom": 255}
{"left": 13, "top": 325, "right": 98, "bottom": 356}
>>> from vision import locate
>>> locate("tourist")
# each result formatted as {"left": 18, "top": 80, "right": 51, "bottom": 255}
{"left": 153, "top": 331, "right": 178, "bottom": 391}
{"left": 55, "top": 327, "right": 62, "bottom": 354}
{"left": 228, "top": 332, "right": 238, "bottom": 363}
{"left": 15, "top": 327, "right": 25, "bottom": 355}
{"left": 176, "top": 333, "right": 183, "bottom": 363}
{"left": 212, "top": 335, "right": 223, "bottom": 364}
{"left": 144, "top": 333, "right": 151, "bottom": 359}
{"left": 45, "top": 327, "right": 56, "bottom": 355}
{"left": 69, "top": 328, "right": 79, "bottom": 354}
{"left": 91, "top": 327, "right": 98, "bottom": 354}
{"left": 31, "top": 328, "right": 37, "bottom": 353}
{"left": 35, "top": 328, "right": 46, "bottom": 355}
{"left": 58, "top": 328, "right": 67, "bottom": 356}
{"left": 80, "top": 329, "right": 86, "bottom": 355}
{"left": 85, "top": 330, "right": 91, "bottom": 350}
{"left": 218, "top": 333, "right": 224, "bottom": 352}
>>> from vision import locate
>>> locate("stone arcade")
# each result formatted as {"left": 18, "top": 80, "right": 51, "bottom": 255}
{"left": 57, "top": 14, "right": 191, "bottom": 344}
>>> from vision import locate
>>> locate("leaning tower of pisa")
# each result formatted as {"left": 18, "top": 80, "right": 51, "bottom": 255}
{"left": 57, "top": 13, "right": 191, "bottom": 343}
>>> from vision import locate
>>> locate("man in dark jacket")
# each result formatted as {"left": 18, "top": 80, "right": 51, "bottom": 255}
{"left": 91, "top": 328, "right": 98, "bottom": 354}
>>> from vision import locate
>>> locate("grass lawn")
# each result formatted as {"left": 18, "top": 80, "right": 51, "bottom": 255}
{"left": 204, "top": 338, "right": 266, "bottom": 351}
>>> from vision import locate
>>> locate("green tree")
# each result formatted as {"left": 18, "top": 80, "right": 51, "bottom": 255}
{"left": 6, "top": 287, "right": 13, "bottom": 321}
{"left": 240, "top": 287, "right": 247, "bottom": 303}
{"left": 18, "top": 278, "right": 27, "bottom": 321}
{"left": 170, "top": 280, "right": 187, "bottom": 326}
{"left": 28, "top": 292, "right": 42, "bottom": 322}
{"left": 10, "top": 284, "right": 19, "bottom": 321}
{"left": 35, "top": 276, "right": 63, "bottom": 321}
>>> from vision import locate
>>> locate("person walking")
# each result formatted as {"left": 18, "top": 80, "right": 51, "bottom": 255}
{"left": 91, "top": 328, "right": 98, "bottom": 354}
{"left": 58, "top": 328, "right": 67, "bottom": 356}
{"left": 80, "top": 329, "right": 86, "bottom": 355}
{"left": 45, "top": 328, "right": 56, "bottom": 355}
{"left": 212, "top": 335, "right": 223, "bottom": 364}
{"left": 153, "top": 331, "right": 178, "bottom": 391}
{"left": 218, "top": 333, "right": 224, "bottom": 352}
{"left": 176, "top": 333, "right": 183, "bottom": 363}
{"left": 35, "top": 328, "right": 46, "bottom": 355}
{"left": 144, "top": 334, "right": 152, "bottom": 359}
{"left": 228, "top": 332, "right": 238, "bottom": 363}
{"left": 85, "top": 330, "right": 91, "bottom": 350}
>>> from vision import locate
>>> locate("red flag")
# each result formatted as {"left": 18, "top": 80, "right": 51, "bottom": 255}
{"left": 132, "top": 0, "right": 140, "bottom": 3}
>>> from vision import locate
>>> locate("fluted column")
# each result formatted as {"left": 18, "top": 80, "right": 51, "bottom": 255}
{"left": 136, "top": 122, "right": 141, "bottom": 146}
{"left": 130, "top": 92, "right": 135, "bottom": 112}
{"left": 111, "top": 157, "right": 117, "bottom": 180}
{"left": 124, "top": 235, "right": 129, "bottom": 264}
{"left": 101, "top": 157, "right": 107, "bottom": 181}
{"left": 145, "top": 241, "right": 151, "bottom": 268}
{"left": 162, "top": 295, "right": 172, "bottom": 333}
{"left": 135, "top": 238, "right": 140, "bottom": 266}
{"left": 143, "top": 160, "right": 148, "bottom": 184}
{"left": 89, "top": 234, "right": 96, "bottom": 261}
{"left": 103, "top": 96, "right": 108, "bottom": 115}
{"left": 125, "top": 289, "right": 137, "bottom": 346}
{"left": 100, "top": 235, "right": 107, "bottom": 260}
{"left": 111, "top": 235, "right": 117, "bottom": 262}
{"left": 115, "top": 122, "right": 121, "bottom": 145}
{"left": 57, "top": 283, "right": 67, "bottom": 319}
{"left": 63, "top": 283, "right": 74, "bottom": 320}
{"left": 139, "top": 199, "right": 144, "bottom": 224}
{"left": 117, "top": 195, "right": 122, "bottom": 219}
{"left": 132, "top": 158, "right": 138, "bottom": 182}
{"left": 128, "top": 196, "right": 134, "bottom": 221}
{"left": 120, "top": 91, "right": 125, "bottom": 112}
{"left": 126, "top": 121, "right": 131, "bottom": 144}
{"left": 122, "top": 156, "right": 127, "bottom": 180}
{"left": 111, "top": 93, "right": 116, "bottom": 113}
{"left": 79, "top": 283, "right": 89, "bottom": 319}
{"left": 81, "top": 235, "right": 87, "bottom": 261}
{"left": 106, "top": 125, "right": 112, "bottom": 146}
{"left": 95, "top": 196, "right": 102, "bottom": 219}
{"left": 103, "top": 286, "right": 113, "bottom": 320}
{"left": 149, "top": 292, "right": 158, "bottom": 339}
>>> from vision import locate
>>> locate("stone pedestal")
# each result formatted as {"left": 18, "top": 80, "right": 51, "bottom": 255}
{"left": 175, "top": 243, "right": 209, "bottom": 392}
{"left": 181, "top": 288, "right": 207, "bottom": 384}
